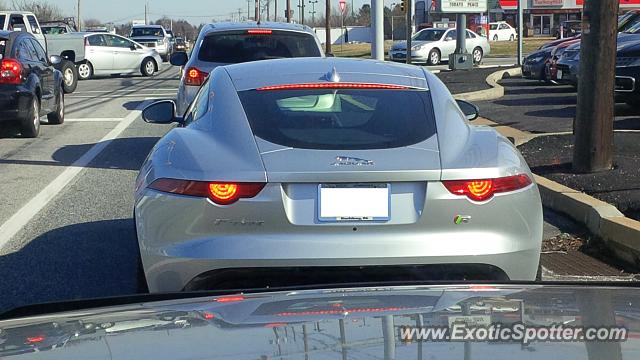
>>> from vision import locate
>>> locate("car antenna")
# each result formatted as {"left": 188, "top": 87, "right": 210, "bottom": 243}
{"left": 326, "top": 67, "right": 340, "bottom": 82}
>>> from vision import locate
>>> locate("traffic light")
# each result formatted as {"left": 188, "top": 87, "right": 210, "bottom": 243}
{"left": 400, "top": 0, "right": 405, "bottom": 12}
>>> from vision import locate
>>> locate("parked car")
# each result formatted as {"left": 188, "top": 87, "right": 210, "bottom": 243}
{"left": 0, "top": 31, "right": 64, "bottom": 137}
{"left": 170, "top": 21, "right": 324, "bottom": 116}
{"left": 545, "top": 38, "right": 580, "bottom": 83}
{"left": 129, "top": 25, "right": 171, "bottom": 62}
{"left": 489, "top": 21, "right": 517, "bottom": 41}
{"left": 389, "top": 27, "right": 490, "bottom": 66}
{"left": 555, "top": 42, "right": 580, "bottom": 87}
{"left": 0, "top": 11, "right": 80, "bottom": 93}
{"left": 75, "top": 32, "right": 162, "bottom": 80}
{"left": 614, "top": 39, "right": 640, "bottom": 108}
{"left": 618, "top": 9, "right": 640, "bottom": 33}
{"left": 135, "top": 57, "right": 542, "bottom": 292}
{"left": 554, "top": 20, "right": 581, "bottom": 39}
{"left": 522, "top": 47, "right": 553, "bottom": 82}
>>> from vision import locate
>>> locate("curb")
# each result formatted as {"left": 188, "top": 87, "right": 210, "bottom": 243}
{"left": 455, "top": 71, "right": 640, "bottom": 269}
{"left": 453, "top": 67, "right": 522, "bottom": 102}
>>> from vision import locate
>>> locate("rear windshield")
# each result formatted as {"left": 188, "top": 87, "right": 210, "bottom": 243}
{"left": 412, "top": 29, "right": 446, "bottom": 41}
{"left": 198, "top": 30, "right": 321, "bottom": 63}
{"left": 131, "top": 27, "right": 163, "bottom": 37}
{"left": 238, "top": 89, "right": 436, "bottom": 150}
{"left": 42, "top": 26, "right": 67, "bottom": 34}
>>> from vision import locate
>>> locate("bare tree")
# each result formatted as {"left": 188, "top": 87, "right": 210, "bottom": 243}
{"left": 11, "top": 0, "right": 65, "bottom": 21}
{"left": 83, "top": 18, "right": 102, "bottom": 29}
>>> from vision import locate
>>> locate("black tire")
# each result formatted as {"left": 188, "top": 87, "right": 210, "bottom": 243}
{"left": 47, "top": 89, "right": 64, "bottom": 125}
{"left": 493, "top": 35, "right": 498, "bottom": 41}
{"left": 509, "top": 34, "right": 515, "bottom": 41}
{"left": 427, "top": 48, "right": 440, "bottom": 65}
{"left": 77, "top": 61, "right": 93, "bottom": 80}
{"left": 141, "top": 58, "right": 156, "bottom": 77}
{"left": 58, "top": 59, "right": 78, "bottom": 93}
{"left": 472, "top": 47, "right": 483, "bottom": 65}
{"left": 21, "top": 96, "right": 40, "bottom": 138}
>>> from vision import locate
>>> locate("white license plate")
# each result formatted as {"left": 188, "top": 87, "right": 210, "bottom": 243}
{"left": 318, "top": 184, "right": 390, "bottom": 221}
{"left": 557, "top": 70, "right": 563, "bottom": 79}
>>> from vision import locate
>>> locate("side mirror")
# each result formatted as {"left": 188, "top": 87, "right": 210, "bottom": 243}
{"left": 49, "top": 55, "right": 62, "bottom": 65}
{"left": 456, "top": 99, "right": 479, "bottom": 121}
{"left": 170, "top": 51, "right": 188, "bottom": 66}
{"left": 142, "top": 100, "right": 183, "bottom": 124}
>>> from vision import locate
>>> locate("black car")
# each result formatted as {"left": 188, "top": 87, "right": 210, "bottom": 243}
{"left": 615, "top": 40, "right": 640, "bottom": 108}
{"left": 522, "top": 47, "right": 553, "bottom": 82}
{"left": 0, "top": 30, "right": 64, "bottom": 137}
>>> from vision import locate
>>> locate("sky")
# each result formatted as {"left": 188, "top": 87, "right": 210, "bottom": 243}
{"left": 56, "top": 0, "right": 399, "bottom": 24}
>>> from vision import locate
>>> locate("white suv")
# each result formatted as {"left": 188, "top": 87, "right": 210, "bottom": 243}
{"left": 129, "top": 25, "right": 171, "bottom": 61}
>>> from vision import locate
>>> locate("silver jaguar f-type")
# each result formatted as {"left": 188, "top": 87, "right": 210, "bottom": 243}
{"left": 135, "top": 57, "right": 543, "bottom": 292}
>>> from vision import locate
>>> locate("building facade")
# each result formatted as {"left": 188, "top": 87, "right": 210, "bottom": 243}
{"left": 417, "top": 0, "right": 640, "bottom": 37}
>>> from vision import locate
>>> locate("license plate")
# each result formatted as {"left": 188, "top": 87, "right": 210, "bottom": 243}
{"left": 557, "top": 70, "right": 563, "bottom": 79}
{"left": 318, "top": 184, "right": 390, "bottom": 222}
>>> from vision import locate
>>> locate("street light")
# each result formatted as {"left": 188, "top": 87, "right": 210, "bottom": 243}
{"left": 309, "top": 0, "right": 318, "bottom": 25}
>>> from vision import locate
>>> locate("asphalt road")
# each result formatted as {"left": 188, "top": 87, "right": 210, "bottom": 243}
{"left": 0, "top": 63, "right": 615, "bottom": 314}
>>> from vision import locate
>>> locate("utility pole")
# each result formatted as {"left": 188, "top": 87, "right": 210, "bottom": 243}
{"left": 573, "top": 0, "right": 619, "bottom": 173}
{"left": 517, "top": 0, "right": 523, "bottom": 65}
{"left": 238, "top": 8, "right": 243, "bottom": 21}
{"left": 309, "top": 0, "right": 318, "bottom": 25}
{"left": 247, "top": 0, "right": 251, "bottom": 19}
{"left": 286, "top": 0, "right": 291, "bottom": 22}
{"left": 274, "top": 0, "right": 277, "bottom": 21}
{"left": 266, "top": 0, "right": 270, "bottom": 21}
{"left": 371, "top": 0, "right": 383, "bottom": 60}
{"left": 325, "top": 0, "right": 331, "bottom": 54}
{"left": 255, "top": 0, "right": 260, "bottom": 23}
{"left": 77, "top": 0, "right": 81, "bottom": 31}
{"left": 405, "top": 0, "right": 412, "bottom": 64}
{"left": 298, "top": 0, "right": 305, "bottom": 24}
{"left": 144, "top": 1, "right": 148, "bottom": 25}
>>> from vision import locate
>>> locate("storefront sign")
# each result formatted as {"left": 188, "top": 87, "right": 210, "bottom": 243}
{"left": 436, "top": 0, "right": 488, "bottom": 13}
{"left": 532, "top": 0, "right": 563, "bottom": 6}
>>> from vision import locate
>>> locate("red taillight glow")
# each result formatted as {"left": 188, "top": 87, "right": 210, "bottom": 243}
{"left": 184, "top": 66, "right": 208, "bottom": 86}
{"left": 256, "top": 83, "right": 411, "bottom": 91}
{"left": 0, "top": 59, "right": 22, "bottom": 84}
{"left": 247, "top": 29, "right": 272, "bottom": 34}
{"left": 25, "top": 336, "right": 45, "bottom": 344}
{"left": 148, "top": 179, "right": 265, "bottom": 205}
{"left": 442, "top": 174, "right": 532, "bottom": 202}
{"left": 202, "top": 311, "right": 215, "bottom": 320}
{"left": 214, "top": 295, "right": 246, "bottom": 303}
{"left": 277, "top": 307, "right": 408, "bottom": 316}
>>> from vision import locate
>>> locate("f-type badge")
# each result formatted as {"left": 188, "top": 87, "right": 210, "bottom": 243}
{"left": 331, "top": 156, "right": 374, "bottom": 166}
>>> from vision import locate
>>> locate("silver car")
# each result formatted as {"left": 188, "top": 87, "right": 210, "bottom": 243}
{"left": 389, "top": 28, "right": 490, "bottom": 65}
{"left": 135, "top": 57, "right": 543, "bottom": 293}
{"left": 76, "top": 33, "right": 162, "bottom": 80}
{"left": 171, "top": 21, "right": 324, "bottom": 115}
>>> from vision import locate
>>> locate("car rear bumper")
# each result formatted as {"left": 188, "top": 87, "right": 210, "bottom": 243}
{"left": 388, "top": 50, "right": 430, "bottom": 63}
{"left": 136, "top": 182, "right": 543, "bottom": 292}
{"left": 0, "top": 88, "right": 33, "bottom": 122}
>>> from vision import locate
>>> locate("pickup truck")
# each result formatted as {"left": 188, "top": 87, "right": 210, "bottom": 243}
{"left": 0, "top": 11, "right": 80, "bottom": 93}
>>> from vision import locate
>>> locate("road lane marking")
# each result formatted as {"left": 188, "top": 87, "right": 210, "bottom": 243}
{"left": 0, "top": 100, "right": 152, "bottom": 252}
{"left": 67, "top": 95, "right": 174, "bottom": 99}
{"left": 65, "top": 118, "right": 124, "bottom": 122}
{"left": 75, "top": 88, "right": 178, "bottom": 93}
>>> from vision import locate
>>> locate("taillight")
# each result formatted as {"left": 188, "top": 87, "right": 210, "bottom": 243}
{"left": 213, "top": 295, "right": 245, "bottom": 303}
{"left": 0, "top": 59, "right": 22, "bottom": 84}
{"left": 25, "top": 335, "right": 45, "bottom": 344}
{"left": 257, "top": 83, "right": 411, "bottom": 91}
{"left": 247, "top": 29, "right": 272, "bottom": 34}
{"left": 442, "top": 174, "right": 532, "bottom": 202}
{"left": 148, "top": 178, "right": 265, "bottom": 205}
{"left": 184, "top": 66, "right": 208, "bottom": 86}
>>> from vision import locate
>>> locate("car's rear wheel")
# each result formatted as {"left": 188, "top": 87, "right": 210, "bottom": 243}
{"left": 509, "top": 34, "right": 515, "bottom": 41}
{"left": 427, "top": 48, "right": 440, "bottom": 65}
{"left": 77, "top": 62, "right": 93, "bottom": 80}
{"left": 59, "top": 59, "right": 78, "bottom": 93}
{"left": 47, "top": 89, "right": 64, "bottom": 125}
{"left": 21, "top": 96, "right": 40, "bottom": 138}
{"left": 141, "top": 58, "right": 156, "bottom": 77}
{"left": 493, "top": 35, "right": 498, "bottom": 41}
{"left": 472, "top": 47, "right": 483, "bottom": 64}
